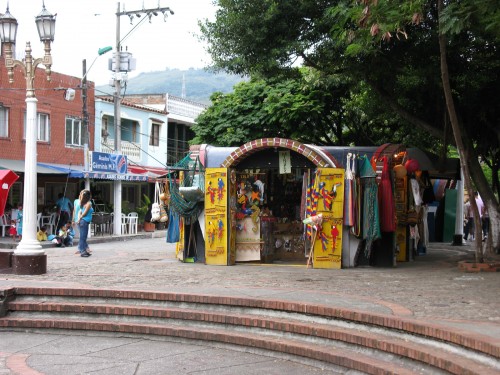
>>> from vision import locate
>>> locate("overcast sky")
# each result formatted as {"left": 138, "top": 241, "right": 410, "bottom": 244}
{"left": 7, "top": 0, "right": 216, "bottom": 85}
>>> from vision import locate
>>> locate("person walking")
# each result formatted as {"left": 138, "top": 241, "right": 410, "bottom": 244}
{"left": 56, "top": 193, "right": 73, "bottom": 233}
{"left": 76, "top": 190, "right": 93, "bottom": 257}
{"left": 463, "top": 198, "right": 473, "bottom": 241}
{"left": 481, "top": 205, "right": 489, "bottom": 241}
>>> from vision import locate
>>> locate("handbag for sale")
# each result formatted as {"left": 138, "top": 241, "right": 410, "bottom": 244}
{"left": 159, "top": 203, "right": 168, "bottom": 223}
{"left": 151, "top": 182, "right": 161, "bottom": 222}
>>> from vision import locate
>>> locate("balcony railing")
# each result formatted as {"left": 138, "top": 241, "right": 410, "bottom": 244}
{"left": 101, "top": 139, "right": 141, "bottom": 162}
{"left": 166, "top": 94, "right": 207, "bottom": 119}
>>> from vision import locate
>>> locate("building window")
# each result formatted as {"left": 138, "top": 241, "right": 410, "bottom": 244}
{"left": 149, "top": 123, "right": 160, "bottom": 146}
{"left": 24, "top": 112, "right": 50, "bottom": 142}
{"left": 65, "top": 117, "right": 84, "bottom": 146}
{"left": 0, "top": 105, "right": 8, "bottom": 137}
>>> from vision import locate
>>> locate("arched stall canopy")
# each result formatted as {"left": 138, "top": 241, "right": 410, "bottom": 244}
{"left": 177, "top": 140, "right": 461, "bottom": 269}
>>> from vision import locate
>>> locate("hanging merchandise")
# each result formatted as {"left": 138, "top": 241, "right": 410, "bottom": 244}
{"left": 160, "top": 203, "right": 168, "bottom": 223}
{"left": 378, "top": 156, "right": 396, "bottom": 232}
{"left": 410, "top": 178, "right": 423, "bottom": 207}
{"left": 166, "top": 208, "right": 180, "bottom": 243}
{"left": 359, "top": 155, "right": 381, "bottom": 258}
{"left": 157, "top": 183, "right": 168, "bottom": 223}
{"left": 393, "top": 164, "right": 407, "bottom": 179}
{"left": 421, "top": 171, "right": 436, "bottom": 204}
{"left": 344, "top": 153, "right": 355, "bottom": 226}
{"left": 168, "top": 154, "right": 205, "bottom": 220}
{"left": 405, "top": 158, "right": 420, "bottom": 174}
{"left": 151, "top": 182, "right": 161, "bottom": 222}
{"left": 350, "top": 156, "right": 362, "bottom": 237}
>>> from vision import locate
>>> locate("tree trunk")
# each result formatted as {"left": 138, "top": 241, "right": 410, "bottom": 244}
{"left": 463, "top": 136, "right": 500, "bottom": 255}
{"left": 437, "top": 0, "right": 483, "bottom": 262}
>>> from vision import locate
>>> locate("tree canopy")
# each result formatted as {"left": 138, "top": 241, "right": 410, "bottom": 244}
{"left": 198, "top": 0, "right": 500, "bottom": 252}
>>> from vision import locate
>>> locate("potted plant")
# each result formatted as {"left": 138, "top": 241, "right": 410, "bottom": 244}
{"left": 136, "top": 194, "right": 155, "bottom": 232}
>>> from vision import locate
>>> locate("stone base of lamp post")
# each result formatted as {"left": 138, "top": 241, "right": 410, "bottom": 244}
{"left": 0, "top": 250, "right": 13, "bottom": 269}
{"left": 12, "top": 253, "right": 47, "bottom": 275}
{"left": 452, "top": 234, "right": 464, "bottom": 246}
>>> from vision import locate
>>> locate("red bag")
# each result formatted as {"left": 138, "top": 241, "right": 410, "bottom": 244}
{"left": 405, "top": 159, "right": 420, "bottom": 173}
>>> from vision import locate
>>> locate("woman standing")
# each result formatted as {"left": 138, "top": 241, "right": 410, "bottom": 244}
{"left": 76, "top": 190, "right": 93, "bottom": 257}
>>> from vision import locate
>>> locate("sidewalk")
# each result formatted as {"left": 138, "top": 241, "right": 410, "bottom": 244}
{"left": 0, "top": 237, "right": 498, "bottom": 374}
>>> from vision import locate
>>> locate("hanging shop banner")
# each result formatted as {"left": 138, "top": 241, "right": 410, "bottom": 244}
{"left": 279, "top": 150, "right": 291, "bottom": 174}
{"left": 89, "top": 151, "right": 128, "bottom": 174}
{"left": 205, "top": 168, "right": 230, "bottom": 265}
{"left": 82, "top": 171, "right": 147, "bottom": 181}
{"left": 311, "top": 168, "right": 345, "bottom": 269}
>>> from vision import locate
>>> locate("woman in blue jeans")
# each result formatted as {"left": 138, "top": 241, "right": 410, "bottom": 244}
{"left": 76, "top": 190, "right": 93, "bottom": 257}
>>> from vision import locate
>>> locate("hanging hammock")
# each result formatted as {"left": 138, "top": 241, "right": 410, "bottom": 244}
{"left": 167, "top": 153, "right": 205, "bottom": 220}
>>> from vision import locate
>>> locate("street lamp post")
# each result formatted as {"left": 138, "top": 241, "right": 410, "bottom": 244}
{"left": 0, "top": 2, "right": 56, "bottom": 275}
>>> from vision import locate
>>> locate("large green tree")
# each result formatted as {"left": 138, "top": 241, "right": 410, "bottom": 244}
{"left": 193, "top": 71, "right": 439, "bottom": 150}
{"left": 199, "top": 0, "right": 499, "bottom": 255}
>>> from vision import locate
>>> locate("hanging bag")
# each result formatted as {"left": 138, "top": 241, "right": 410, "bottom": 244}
{"left": 421, "top": 171, "right": 436, "bottom": 204}
{"left": 151, "top": 182, "right": 161, "bottom": 222}
{"left": 166, "top": 209, "right": 180, "bottom": 243}
{"left": 158, "top": 182, "right": 169, "bottom": 223}
{"left": 343, "top": 153, "right": 355, "bottom": 227}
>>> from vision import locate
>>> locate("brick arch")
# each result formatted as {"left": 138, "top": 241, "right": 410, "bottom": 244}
{"left": 220, "top": 138, "right": 339, "bottom": 168}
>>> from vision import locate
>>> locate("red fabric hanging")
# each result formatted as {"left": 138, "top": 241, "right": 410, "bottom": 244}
{"left": 0, "top": 170, "right": 19, "bottom": 216}
{"left": 378, "top": 157, "right": 396, "bottom": 232}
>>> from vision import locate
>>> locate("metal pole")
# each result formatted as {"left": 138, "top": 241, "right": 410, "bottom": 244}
{"left": 82, "top": 59, "right": 89, "bottom": 146}
{"left": 113, "top": 1, "right": 123, "bottom": 235}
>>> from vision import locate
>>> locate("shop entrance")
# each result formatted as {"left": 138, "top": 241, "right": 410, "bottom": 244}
{"left": 204, "top": 138, "right": 342, "bottom": 268}
{"left": 235, "top": 166, "right": 309, "bottom": 264}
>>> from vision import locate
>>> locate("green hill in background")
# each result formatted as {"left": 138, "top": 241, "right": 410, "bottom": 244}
{"left": 96, "top": 68, "right": 245, "bottom": 105}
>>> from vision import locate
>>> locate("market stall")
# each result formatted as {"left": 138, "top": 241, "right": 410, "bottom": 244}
{"left": 173, "top": 139, "right": 460, "bottom": 268}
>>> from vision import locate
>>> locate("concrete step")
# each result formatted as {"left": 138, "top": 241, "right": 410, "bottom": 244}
{"left": 1, "top": 287, "right": 499, "bottom": 375}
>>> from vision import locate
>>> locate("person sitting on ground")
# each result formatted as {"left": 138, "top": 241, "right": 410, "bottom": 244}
{"left": 58, "top": 221, "right": 75, "bottom": 247}
{"left": 37, "top": 226, "right": 48, "bottom": 241}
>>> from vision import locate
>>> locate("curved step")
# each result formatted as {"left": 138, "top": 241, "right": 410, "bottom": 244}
{"left": 4, "top": 301, "right": 499, "bottom": 375}
{"left": 0, "top": 317, "right": 431, "bottom": 375}
{"left": 1, "top": 287, "right": 499, "bottom": 375}
{"left": 10, "top": 286, "right": 499, "bottom": 358}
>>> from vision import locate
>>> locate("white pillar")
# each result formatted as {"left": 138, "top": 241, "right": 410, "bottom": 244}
{"left": 113, "top": 180, "right": 122, "bottom": 234}
{"left": 15, "top": 97, "right": 42, "bottom": 254}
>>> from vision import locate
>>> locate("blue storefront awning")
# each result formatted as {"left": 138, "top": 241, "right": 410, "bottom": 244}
{"left": 37, "top": 163, "right": 148, "bottom": 181}
{"left": 0, "top": 159, "right": 74, "bottom": 174}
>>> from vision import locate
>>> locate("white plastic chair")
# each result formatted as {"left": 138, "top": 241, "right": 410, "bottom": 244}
{"left": 46, "top": 212, "right": 57, "bottom": 235}
{"left": 121, "top": 213, "right": 128, "bottom": 234}
{"left": 127, "top": 212, "right": 138, "bottom": 234}
{"left": 37, "top": 212, "right": 42, "bottom": 231}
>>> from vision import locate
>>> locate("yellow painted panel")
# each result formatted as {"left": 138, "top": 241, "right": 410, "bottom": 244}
{"left": 312, "top": 168, "right": 344, "bottom": 269}
{"left": 205, "top": 168, "right": 229, "bottom": 265}
{"left": 396, "top": 225, "right": 407, "bottom": 262}
{"left": 175, "top": 217, "right": 185, "bottom": 261}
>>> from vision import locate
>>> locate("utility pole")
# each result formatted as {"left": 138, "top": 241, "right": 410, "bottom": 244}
{"left": 112, "top": 1, "right": 174, "bottom": 235}
{"left": 82, "top": 59, "right": 89, "bottom": 146}
{"left": 113, "top": 1, "right": 122, "bottom": 236}
{"left": 82, "top": 59, "right": 91, "bottom": 193}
